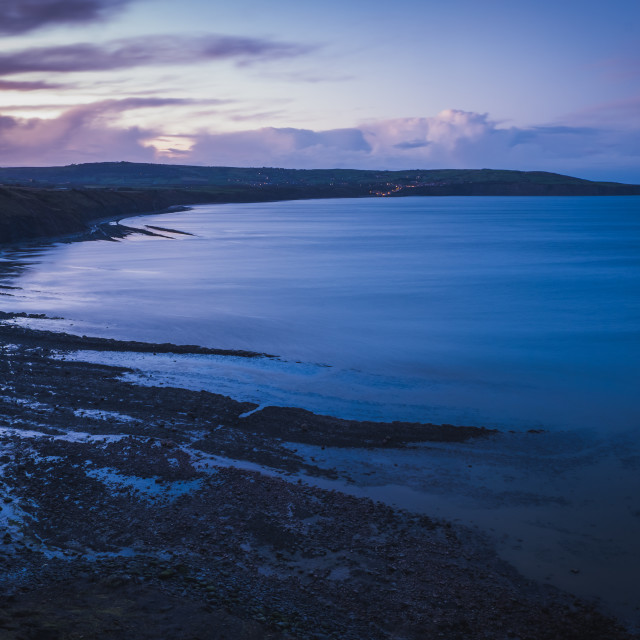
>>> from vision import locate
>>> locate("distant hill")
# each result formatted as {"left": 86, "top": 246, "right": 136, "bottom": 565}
{"left": 1, "top": 163, "right": 639, "bottom": 246}
{"left": 1, "top": 162, "right": 639, "bottom": 195}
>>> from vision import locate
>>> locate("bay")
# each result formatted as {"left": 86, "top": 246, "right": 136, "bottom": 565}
{"left": 2, "top": 195, "right": 640, "bottom": 433}
{"left": 3, "top": 195, "right": 640, "bottom": 624}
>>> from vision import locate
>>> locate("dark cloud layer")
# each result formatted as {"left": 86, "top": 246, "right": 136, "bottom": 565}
{"left": 0, "top": 0, "right": 131, "bottom": 35}
{"left": 0, "top": 35, "right": 312, "bottom": 77}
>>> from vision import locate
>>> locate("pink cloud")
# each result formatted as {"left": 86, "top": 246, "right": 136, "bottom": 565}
{"left": 0, "top": 100, "right": 159, "bottom": 165}
{"left": 1, "top": 104, "right": 638, "bottom": 182}
{"left": 183, "top": 110, "right": 640, "bottom": 181}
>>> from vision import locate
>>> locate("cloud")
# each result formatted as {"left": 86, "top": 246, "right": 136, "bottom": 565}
{"left": 0, "top": 34, "right": 313, "bottom": 77}
{"left": 393, "top": 140, "right": 430, "bottom": 150}
{"left": 0, "top": 0, "right": 131, "bottom": 35}
{"left": 228, "top": 110, "right": 287, "bottom": 122}
{"left": 183, "top": 110, "right": 640, "bottom": 181}
{"left": 0, "top": 98, "right": 169, "bottom": 165}
{"left": 0, "top": 79, "right": 66, "bottom": 91}
{"left": 1, "top": 105, "right": 639, "bottom": 182}
{"left": 0, "top": 103, "right": 92, "bottom": 112}
{"left": 80, "top": 97, "right": 215, "bottom": 112}
{"left": 184, "top": 110, "right": 501, "bottom": 168}
{"left": 187, "top": 127, "right": 372, "bottom": 168}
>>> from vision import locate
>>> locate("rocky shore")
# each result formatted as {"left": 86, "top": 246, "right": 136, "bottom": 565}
{"left": 2, "top": 181, "right": 639, "bottom": 638}
{"left": 0, "top": 316, "right": 637, "bottom": 639}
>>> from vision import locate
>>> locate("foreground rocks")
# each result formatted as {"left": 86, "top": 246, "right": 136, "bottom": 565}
{"left": 0, "top": 323, "right": 637, "bottom": 639}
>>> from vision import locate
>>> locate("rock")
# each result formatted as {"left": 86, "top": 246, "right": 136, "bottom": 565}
{"left": 101, "top": 574, "right": 131, "bottom": 588}
{"left": 158, "top": 568, "right": 176, "bottom": 580}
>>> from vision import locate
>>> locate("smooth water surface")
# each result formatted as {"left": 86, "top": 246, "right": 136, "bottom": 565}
{"left": 2, "top": 196, "right": 639, "bottom": 431}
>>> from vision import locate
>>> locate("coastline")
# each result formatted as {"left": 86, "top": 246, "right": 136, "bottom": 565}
{"left": 2, "top": 180, "right": 640, "bottom": 247}
{"left": 0, "top": 317, "right": 638, "bottom": 639}
{"left": 1, "top": 198, "right": 639, "bottom": 637}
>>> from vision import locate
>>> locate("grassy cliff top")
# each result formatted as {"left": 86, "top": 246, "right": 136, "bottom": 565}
{"left": 0, "top": 161, "right": 636, "bottom": 189}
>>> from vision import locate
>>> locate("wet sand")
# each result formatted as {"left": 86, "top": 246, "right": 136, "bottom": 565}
{"left": 0, "top": 316, "right": 638, "bottom": 639}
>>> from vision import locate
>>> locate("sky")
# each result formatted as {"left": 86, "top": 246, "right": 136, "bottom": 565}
{"left": 0, "top": 0, "right": 639, "bottom": 181}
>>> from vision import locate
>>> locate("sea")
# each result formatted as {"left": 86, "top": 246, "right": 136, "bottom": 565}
{"left": 1, "top": 195, "right": 639, "bottom": 434}
{"left": 2, "top": 195, "right": 640, "bottom": 624}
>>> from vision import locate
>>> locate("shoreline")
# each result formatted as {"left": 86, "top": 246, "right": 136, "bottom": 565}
{"left": 1, "top": 199, "right": 639, "bottom": 637}
{"left": 0, "top": 314, "right": 639, "bottom": 638}
{"left": 2, "top": 181, "right": 640, "bottom": 248}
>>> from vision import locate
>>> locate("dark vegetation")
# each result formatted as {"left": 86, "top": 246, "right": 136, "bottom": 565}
{"left": 1, "top": 162, "right": 639, "bottom": 245}
{"left": 2, "top": 161, "right": 640, "bottom": 192}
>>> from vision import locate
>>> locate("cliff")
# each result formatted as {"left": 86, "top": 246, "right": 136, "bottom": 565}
{"left": 0, "top": 187, "right": 233, "bottom": 246}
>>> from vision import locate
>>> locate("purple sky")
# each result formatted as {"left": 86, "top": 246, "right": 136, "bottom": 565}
{"left": 0, "top": 0, "right": 639, "bottom": 181}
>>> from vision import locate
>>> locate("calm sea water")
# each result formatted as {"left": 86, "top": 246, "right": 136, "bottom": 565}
{"left": 2, "top": 196, "right": 639, "bottom": 432}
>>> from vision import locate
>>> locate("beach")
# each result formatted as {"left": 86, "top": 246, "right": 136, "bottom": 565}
{"left": 0, "top": 314, "right": 637, "bottom": 639}
{"left": 1, "top": 195, "right": 639, "bottom": 638}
